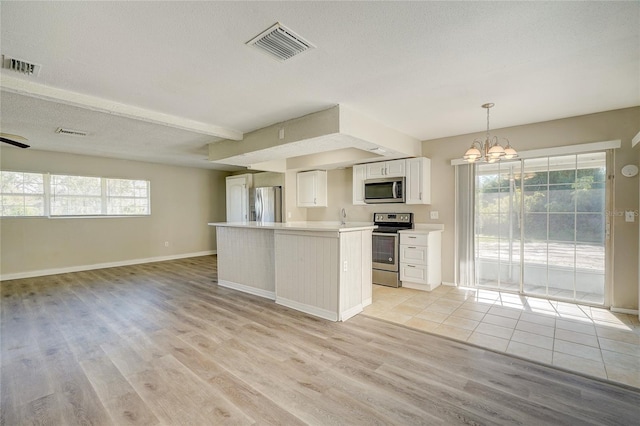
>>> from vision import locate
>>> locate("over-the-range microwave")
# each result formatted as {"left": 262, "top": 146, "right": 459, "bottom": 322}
{"left": 364, "top": 177, "right": 405, "bottom": 203}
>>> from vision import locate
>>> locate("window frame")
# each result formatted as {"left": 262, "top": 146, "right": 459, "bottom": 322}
{"left": 0, "top": 170, "right": 151, "bottom": 218}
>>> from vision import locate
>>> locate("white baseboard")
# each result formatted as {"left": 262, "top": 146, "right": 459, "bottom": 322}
{"left": 403, "top": 282, "right": 441, "bottom": 292}
{"left": 218, "top": 279, "right": 276, "bottom": 300}
{"left": 362, "top": 297, "right": 372, "bottom": 308}
{"left": 441, "top": 282, "right": 456, "bottom": 287}
{"left": 0, "top": 250, "right": 217, "bottom": 281}
{"left": 276, "top": 297, "right": 338, "bottom": 322}
{"left": 610, "top": 307, "right": 639, "bottom": 315}
{"left": 340, "top": 304, "right": 363, "bottom": 322}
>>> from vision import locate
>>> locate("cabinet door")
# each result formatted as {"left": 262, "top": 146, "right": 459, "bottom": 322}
{"left": 226, "top": 176, "right": 249, "bottom": 221}
{"left": 385, "top": 159, "right": 406, "bottom": 177}
{"left": 365, "top": 162, "right": 386, "bottom": 178}
{"left": 352, "top": 164, "right": 366, "bottom": 205}
{"left": 405, "top": 157, "right": 431, "bottom": 204}
{"left": 297, "top": 171, "right": 317, "bottom": 207}
{"left": 297, "top": 170, "right": 327, "bottom": 207}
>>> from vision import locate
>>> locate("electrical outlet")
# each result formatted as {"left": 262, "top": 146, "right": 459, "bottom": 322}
{"left": 625, "top": 211, "right": 635, "bottom": 222}
{"left": 164, "top": 241, "right": 169, "bottom": 247}
{"left": 287, "top": 211, "right": 292, "bottom": 219}
{"left": 279, "top": 128, "right": 285, "bottom": 140}
{"left": 343, "top": 261, "right": 348, "bottom": 272}
{"left": 430, "top": 211, "right": 439, "bottom": 220}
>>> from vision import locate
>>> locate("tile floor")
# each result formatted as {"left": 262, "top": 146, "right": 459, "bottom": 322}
{"left": 362, "top": 284, "right": 640, "bottom": 389}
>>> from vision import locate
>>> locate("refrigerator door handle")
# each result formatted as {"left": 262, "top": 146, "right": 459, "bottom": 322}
{"left": 256, "top": 191, "right": 262, "bottom": 221}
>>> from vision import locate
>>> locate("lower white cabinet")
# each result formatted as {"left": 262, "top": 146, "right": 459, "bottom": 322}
{"left": 297, "top": 170, "right": 327, "bottom": 207}
{"left": 399, "top": 229, "right": 442, "bottom": 291}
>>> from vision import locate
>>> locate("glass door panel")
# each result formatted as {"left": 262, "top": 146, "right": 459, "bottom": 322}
{"left": 474, "top": 152, "right": 607, "bottom": 305}
{"left": 475, "top": 161, "right": 521, "bottom": 291}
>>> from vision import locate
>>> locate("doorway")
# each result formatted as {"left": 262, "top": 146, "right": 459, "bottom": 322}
{"left": 474, "top": 152, "right": 608, "bottom": 305}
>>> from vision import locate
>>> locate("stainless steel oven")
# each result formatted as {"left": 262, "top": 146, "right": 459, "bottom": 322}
{"left": 372, "top": 213, "right": 413, "bottom": 287}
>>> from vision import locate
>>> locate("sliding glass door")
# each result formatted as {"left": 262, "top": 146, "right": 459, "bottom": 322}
{"left": 474, "top": 152, "right": 607, "bottom": 305}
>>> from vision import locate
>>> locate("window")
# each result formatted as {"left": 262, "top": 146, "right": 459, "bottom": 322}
{"left": 0, "top": 171, "right": 46, "bottom": 217}
{"left": 51, "top": 174, "right": 102, "bottom": 216}
{"left": 0, "top": 171, "right": 150, "bottom": 217}
{"left": 106, "top": 178, "right": 150, "bottom": 215}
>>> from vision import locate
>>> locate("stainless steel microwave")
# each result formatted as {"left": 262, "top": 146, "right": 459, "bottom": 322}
{"left": 364, "top": 177, "right": 405, "bottom": 203}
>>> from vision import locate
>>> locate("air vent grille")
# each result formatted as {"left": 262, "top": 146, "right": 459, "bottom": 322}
{"left": 247, "top": 23, "right": 314, "bottom": 61}
{"left": 2, "top": 55, "right": 41, "bottom": 76}
{"left": 55, "top": 127, "right": 88, "bottom": 137}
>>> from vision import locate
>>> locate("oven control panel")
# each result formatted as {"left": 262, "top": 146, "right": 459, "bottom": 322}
{"left": 374, "top": 213, "right": 412, "bottom": 223}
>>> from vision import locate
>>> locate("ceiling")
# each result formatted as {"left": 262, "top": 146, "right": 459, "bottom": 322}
{"left": 1, "top": 1, "right": 638, "bottom": 170}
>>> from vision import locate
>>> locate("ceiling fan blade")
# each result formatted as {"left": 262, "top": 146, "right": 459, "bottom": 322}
{"left": 0, "top": 136, "right": 30, "bottom": 149}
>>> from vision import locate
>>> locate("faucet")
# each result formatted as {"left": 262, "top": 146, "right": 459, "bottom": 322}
{"left": 340, "top": 208, "right": 347, "bottom": 226}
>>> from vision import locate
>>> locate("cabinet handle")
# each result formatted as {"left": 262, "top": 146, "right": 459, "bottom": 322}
{"left": 408, "top": 246, "right": 416, "bottom": 249}
{"left": 407, "top": 265, "right": 415, "bottom": 268}
{"left": 408, "top": 236, "right": 417, "bottom": 239}
{"left": 314, "top": 197, "right": 316, "bottom": 204}
{"left": 419, "top": 191, "right": 422, "bottom": 200}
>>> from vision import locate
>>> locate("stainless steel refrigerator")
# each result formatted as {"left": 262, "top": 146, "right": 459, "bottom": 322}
{"left": 252, "top": 186, "right": 282, "bottom": 222}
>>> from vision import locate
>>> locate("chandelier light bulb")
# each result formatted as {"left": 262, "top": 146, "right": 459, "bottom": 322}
{"left": 463, "top": 146, "right": 481, "bottom": 162}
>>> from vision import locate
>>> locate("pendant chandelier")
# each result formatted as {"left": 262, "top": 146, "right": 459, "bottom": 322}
{"left": 463, "top": 103, "right": 517, "bottom": 163}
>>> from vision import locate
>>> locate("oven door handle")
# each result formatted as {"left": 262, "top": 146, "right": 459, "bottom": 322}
{"left": 392, "top": 181, "right": 398, "bottom": 199}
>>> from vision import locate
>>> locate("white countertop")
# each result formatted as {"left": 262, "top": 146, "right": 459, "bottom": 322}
{"left": 208, "top": 221, "right": 377, "bottom": 232}
{"left": 400, "top": 223, "right": 444, "bottom": 233}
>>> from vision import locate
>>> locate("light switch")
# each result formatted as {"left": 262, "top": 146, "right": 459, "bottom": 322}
{"left": 430, "top": 211, "right": 439, "bottom": 220}
{"left": 625, "top": 211, "right": 635, "bottom": 222}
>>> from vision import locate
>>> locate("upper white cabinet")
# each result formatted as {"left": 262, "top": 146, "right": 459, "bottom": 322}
{"left": 226, "top": 174, "right": 253, "bottom": 222}
{"left": 352, "top": 164, "right": 367, "bottom": 205}
{"left": 405, "top": 157, "right": 431, "bottom": 205}
{"left": 353, "top": 157, "right": 431, "bottom": 205}
{"left": 297, "top": 170, "right": 327, "bottom": 207}
{"left": 365, "top": 159, "right": 405, "bottom": 178}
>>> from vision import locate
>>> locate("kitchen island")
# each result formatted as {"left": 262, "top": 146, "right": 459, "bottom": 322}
{"left": 208, "top": 221, "right": 376, "bottom": 321}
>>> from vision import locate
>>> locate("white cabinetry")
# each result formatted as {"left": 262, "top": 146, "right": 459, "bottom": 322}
{"left": 405, "top": 157, "right": 431, "bottom": 204}
{"left": 353, "top": 157, "right": 431, "bottom": 205}
{"left": 365, "top": 159, "right": 405, "bottom": 178}
{"left": 399, "top": 229, "right": 442, "bottom": 291}
{"left": 226, "top": 174, "right": 252, "bottom": 222}
{"left": 297, "top": 170, "right": 327, "bottom": 207}
{"left": 352, "top": 164, "right": 367, "bottom": 205}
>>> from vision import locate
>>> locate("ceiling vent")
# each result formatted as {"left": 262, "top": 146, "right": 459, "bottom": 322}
{"left": 2, "top": 55, "right": 41, "bottom": 77}
{"left": 246, "top": 23, "right": 314, "bottom": 61}
{"left": 55, "top": 127, "right": 88, "bottom": 137}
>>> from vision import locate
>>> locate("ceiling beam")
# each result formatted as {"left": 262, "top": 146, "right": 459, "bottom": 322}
{"left": 0, "top": 75, "right": 243, "bottom": 140}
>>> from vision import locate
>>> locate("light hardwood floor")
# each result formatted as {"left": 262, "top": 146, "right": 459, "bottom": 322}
{"left": 2, "top": 255, "right": 639, "bottom": 425}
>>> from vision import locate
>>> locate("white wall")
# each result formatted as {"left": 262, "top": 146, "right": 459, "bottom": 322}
{"left": 1, "top": 148, "right": 229, "bottom": 278}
